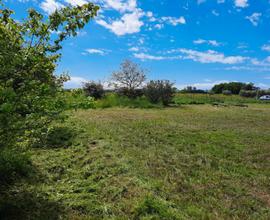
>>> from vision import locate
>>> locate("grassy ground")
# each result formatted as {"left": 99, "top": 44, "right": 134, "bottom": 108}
{"left": 2, "top": 104, "right": 270, "bottom": 219}
{"left": 173, "top": 93, "right": 264, "bottom": 105}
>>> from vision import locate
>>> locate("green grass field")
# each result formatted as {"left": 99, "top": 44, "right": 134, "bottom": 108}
{"left": 173, "top": 93, "right": 264, "bottom": 105}
{"left": 2, "top": 104, "right": 270, "bottom": 219}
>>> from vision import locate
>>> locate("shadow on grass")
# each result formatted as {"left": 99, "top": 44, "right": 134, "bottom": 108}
{"left": 0, "top": 189, "right": 65, "bottom": 220}
{"left": 0, "top": 148, "right": 66, "bottom": 220}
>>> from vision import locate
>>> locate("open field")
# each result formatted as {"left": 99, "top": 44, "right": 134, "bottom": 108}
{"left": 173, "top": 94, "right": 266, "bottom": 105}
{"left": 2, "top": 104, "right": 270, "bottom": 219}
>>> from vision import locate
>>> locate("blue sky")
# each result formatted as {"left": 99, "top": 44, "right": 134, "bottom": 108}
{"left": 6, "top": 0, "right": 270, "bottom": 89}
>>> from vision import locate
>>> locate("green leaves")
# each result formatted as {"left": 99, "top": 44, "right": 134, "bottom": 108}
{"left": 0, "top": 2, "right": 99, "bottom": 148}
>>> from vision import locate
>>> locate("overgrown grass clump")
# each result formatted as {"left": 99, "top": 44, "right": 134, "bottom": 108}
{"left": 95, "top": 94, "right": 162, "bottom": 108}
{"left": 63, "top": 91, "right": 162, "bottom": 109}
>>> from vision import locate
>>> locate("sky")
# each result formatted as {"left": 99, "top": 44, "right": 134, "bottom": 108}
{"left": 5, "top": 0, "right": 270, "bottom": 89}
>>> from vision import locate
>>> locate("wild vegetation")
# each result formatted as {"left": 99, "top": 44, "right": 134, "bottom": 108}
{"left": 1, "top": 2, "right": 270, "bottom": 220}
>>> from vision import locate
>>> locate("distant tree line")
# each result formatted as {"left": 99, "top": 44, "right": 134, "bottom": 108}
{"left": 178, "top": 82, "right": 270, "bottom": 98}
{"left": 211, "top": 82, "right": 258, "bottom": 95}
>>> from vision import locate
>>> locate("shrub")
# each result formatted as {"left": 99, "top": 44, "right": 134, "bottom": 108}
{"left": 211, "top": 82, "right": 257, "bottom": 94}
{"left": 180, "top": 86, "right": 206, "bottom": 94}
{"left": 222, "top": 90, "right": 232, "bottom": 95}
{"left": 144, "top": 80, "right": 176, "bottom": 106}
{"left": 257, "top": 90, "right": 270, "bottom": 98}
{"left": 116, "top": 87, "right": 144, "bottom": 99}
{"left": 239, "top": 90, "right": 257, "bottom": 98}
{"left": 64, "top": 91, "right": 96, "bottom": 110}
{"left": 83, "top": 81, "right": 104, "bottom": 99}
{"left": 95, "top": 94, "right": 159, "bottom": 109}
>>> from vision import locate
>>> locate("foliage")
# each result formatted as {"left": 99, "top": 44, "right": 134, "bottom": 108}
{"left": 144, "top": 80, "right": 176, "bottom": 105}
{"left": 211, "top": 82, "right": 257, "bottom": 94}
{"left": 239, "top": 90, "right": 257, "bottom": 98}
{"left": 0, "top": 148, "right": 32, "bottom": 184}
{"left": 62, "top": 89, "right": 95, "bottom": 110}
{"left": 110, "top": 60, "right": 147, "bottom": 98}
{"left": 180, "top": 86, "right": 206, "bottom": 94}
{"left": 95, "top": 93, "right": 160, "bottom": 108}
{"left": 222, "top": 90, "right": 232, "bottom": 95}
{"left": 257, "top": 89, "right": 270, "bottom": 97}
{"left": 83, "top": 81, "right": 105, "bottom": 99}
{"left": 0, "top": 2, "right": 99, "bottom": 148}
{"left": 116, "top": 87, "right": 144, "bottom": 99}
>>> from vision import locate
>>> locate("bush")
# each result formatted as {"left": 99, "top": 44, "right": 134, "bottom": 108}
{"left": 239, "top": 90, "right": 257, "bottom": 98}
{"left": 222, "top": 90, "right": 232, "bottom": 95}
{"left": 180, "top": 86, "right": 206, "bottom": 94}
{"left": 83, "top": 81, "right": 105, "bottom": 100}
{"left": 257, "top": 90, "right": 270, "bottom": 98}
{"left": 212, "top": 82, "right": 257, "bottom": 94}
{"left": 116, "top": 87, "right": 144, "bottom": 99}
{"left": 144, "top": 80, "right": 176, "bottom": 106}
{"left": 95, "top": 94, "right": 159, "bottom": 109}
{"left": 64, "top": 91, "right": 96, "bottom": 110}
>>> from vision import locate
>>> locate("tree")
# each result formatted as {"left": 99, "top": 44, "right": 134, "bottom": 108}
{"left": 83, "top": 81, "right": 105, "bottom": 99}
{"left": 181, "top": 86, "right": 206, "bottom": 94}
{"left": 110, "top": 60, "right": 146, "bottom": 98}
{"left": 211, "top": 82, "right": 257, "bottom": 95}
{"left": 0, "top": 2, "right": 99, "bottom": 149}
{"left": 144, "top": 80, "right": 176, "bottom": 106}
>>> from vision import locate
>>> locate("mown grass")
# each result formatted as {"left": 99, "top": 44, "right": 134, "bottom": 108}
{"left": 2, "top": 104, "right": 270, "bottom": 219}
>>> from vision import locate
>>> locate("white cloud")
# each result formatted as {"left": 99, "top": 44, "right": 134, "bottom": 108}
{"left": 134, "top": 53, "right": 182, "bottom": 61}
{"left": 161, "top": 16, "right": 186, "bottom": 26}
{"left": 193, "top": 39, "right": 222, "bottom": 47}
{"left": 146, "top": 11, "right": 153, "bottom": 17}
{"left": 84, "top": 48, "right": 109, "bottom": 55}
{"left": 217, "top": 0, "right": 225, "bottom": 3}
{"left": 197, "top": 0, "right": 206, "bottom": 4}
{"left": 64, "top": 0, "right": 88, "bottom": 6}
{"left": 154, "top": 23, "right": 163, "bottom": 30}
{"left": 225, "top": 66, "right": 270, "bottom": 72}
{"left": 245, "top": 13, "right": 261, "bottom": 26}
{"left": 103, "top": 0, "right": 137, "bottom": 13}
{"left": 129, "top": 47, "right": 139, "bottom": 52}
{"left": 96, "top": 10, "right": 144, "bottom": 36}
{"left": 40, "top": 0, "right": 64, "bottom": 14}
{"left": 64, "top": 76, "right": 87, "bottom": 88}
{"left": 250, "top": 57, "right": 270, "bottom": 66}
{"left": 212, "top": 10, "right": 219, "bottom": 16}
{"left": 261, "top": 44, "right": 270, "bottom": 52}
{"left": 179, "top": 49, "right": 247, "bottom": 64}
{"left": 234, "top": 0, "right": 248, "bottom": 8}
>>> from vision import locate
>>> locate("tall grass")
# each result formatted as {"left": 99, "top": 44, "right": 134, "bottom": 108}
{"left": 95, "top": 93, "right": 162, "bottom": 108}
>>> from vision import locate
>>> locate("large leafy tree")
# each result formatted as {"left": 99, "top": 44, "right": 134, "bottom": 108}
{"left": 0, "top": 2, "right": 99, "bottom": 148}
